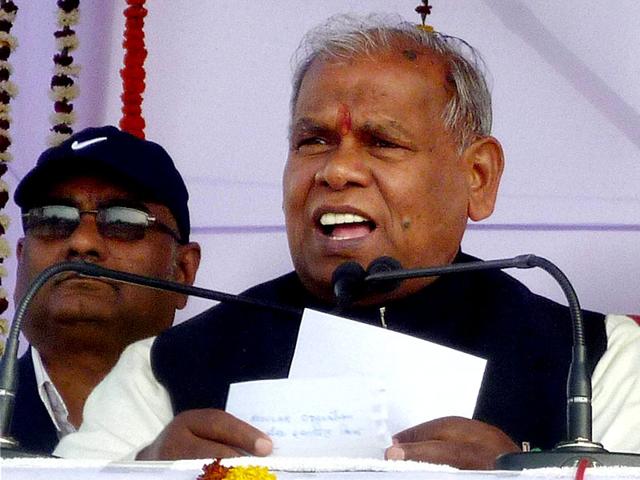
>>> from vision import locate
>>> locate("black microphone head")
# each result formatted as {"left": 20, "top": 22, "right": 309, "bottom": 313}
{"left": 366, "top": 256, "right": 403, "bottom": 294}
{"left": 332, "top": 261, "right": 366, "bottom": 308}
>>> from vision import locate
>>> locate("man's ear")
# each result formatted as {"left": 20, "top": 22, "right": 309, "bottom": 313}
{"left": 173, "top": 241, "right": 202, "bottom": 309}
{"left": 16, "top": 237, "right": 24, "bottom": 261}
{"left": 14, "top": 238, "right": 26, "bottom": 304}
{"left": 463, "top": 136, "right": 504, "bottom": 221}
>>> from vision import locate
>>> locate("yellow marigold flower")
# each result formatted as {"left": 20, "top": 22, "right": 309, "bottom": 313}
{"left": 198, "top": 459, "right": 276, "bottom": 480}
{"left": 224, "top": 466, "right": 276, "bottom": 480}
{"left": 416, "top": 24, "right": 434, "bottom": 33}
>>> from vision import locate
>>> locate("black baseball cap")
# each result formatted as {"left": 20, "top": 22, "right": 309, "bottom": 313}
{"left": 14, "top": 125, "right": 191, "bottom": 243}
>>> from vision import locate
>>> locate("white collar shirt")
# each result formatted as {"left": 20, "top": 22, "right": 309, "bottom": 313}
{"left": 30, "top": 347, "right": 77, "bottom": 438}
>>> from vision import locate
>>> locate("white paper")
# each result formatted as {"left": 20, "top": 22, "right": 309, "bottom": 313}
{"left": 226, "top": 377, "right": 391, "bottom": 458}
{"left": 289, "top": 309, "right": 487, "bottom": 434}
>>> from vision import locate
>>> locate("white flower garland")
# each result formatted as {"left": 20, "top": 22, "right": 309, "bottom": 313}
{"left": 48, "top": 0, "right": 80, "bottom": 146}
{"left": 0, "top": 0, "right": 17, "bottom": 355}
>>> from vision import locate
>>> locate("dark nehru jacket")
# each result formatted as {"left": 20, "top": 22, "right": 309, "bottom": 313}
{"left": 9, "top": 352, "right": 59, "bottom": 454}
{"left": 151, "top": 252, "right": 607, "bottom": 450}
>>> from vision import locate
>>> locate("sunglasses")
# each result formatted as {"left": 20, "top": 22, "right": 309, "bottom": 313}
{"left": 22, "top": 205, "right": 182, "bottom": 243}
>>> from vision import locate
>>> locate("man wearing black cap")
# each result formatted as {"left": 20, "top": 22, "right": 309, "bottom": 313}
{"left": 10, "top": 125, "right": 201, "bottom": 453}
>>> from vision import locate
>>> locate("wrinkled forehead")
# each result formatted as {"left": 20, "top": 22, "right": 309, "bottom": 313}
{"left": 295, "top": 46, "right": 451, "bottom": 109}
{"left": 292, "top": 53, "right": 452, "bottom": 128}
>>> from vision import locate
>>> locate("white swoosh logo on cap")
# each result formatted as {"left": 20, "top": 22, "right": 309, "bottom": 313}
{"left": 71, "top": 137, "right": 108, "bottom": 150}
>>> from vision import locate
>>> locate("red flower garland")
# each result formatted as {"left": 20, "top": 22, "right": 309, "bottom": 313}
{"left": 119, "top": 0, "right": 147, "bottom": 139}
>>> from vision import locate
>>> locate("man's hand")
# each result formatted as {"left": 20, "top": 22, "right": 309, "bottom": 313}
{"left": 136, "top": 409, "right": 273, "bottom": 460}
{"left": 385, "top": 416, "right": 520, "bottom": 470}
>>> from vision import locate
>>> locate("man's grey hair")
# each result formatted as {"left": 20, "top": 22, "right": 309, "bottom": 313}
{"left": 290, "top": 13, "right": 493, "bottom": 151}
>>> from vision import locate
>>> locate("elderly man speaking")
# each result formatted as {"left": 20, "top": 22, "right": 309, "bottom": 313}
{"left": 55, "top": 15, "right": 640, "bottom": 469}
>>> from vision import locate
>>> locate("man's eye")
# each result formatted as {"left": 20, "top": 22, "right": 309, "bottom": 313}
{"left": 372, "top": 138, "right": 399, "bottom": 149}
{"left": 295, "top": 137, "right": 329, "bottom": 150}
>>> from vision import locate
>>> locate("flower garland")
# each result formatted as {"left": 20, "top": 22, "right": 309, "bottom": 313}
{"left": 198, "top": 459, "right": 276, "bottom": 480}
{"left": 119, "top": 0, "right": 147, "bottom": 139}
{"left": 0, "top": 0, "right": 17, "bottom": 355}
{"left": 49, "top": 0, "right": 80, "bottom": 146}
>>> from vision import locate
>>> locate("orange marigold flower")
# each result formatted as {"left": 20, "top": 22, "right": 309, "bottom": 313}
{"left": 198, "top": 459, "right": 230, "bottom": 480}
{"left": 198, "top": 459, "right": 276, "bottom": 480}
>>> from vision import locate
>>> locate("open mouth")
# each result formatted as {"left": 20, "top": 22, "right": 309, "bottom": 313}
{"left": 318, "top": 212, "right": 376, "bottom": 240}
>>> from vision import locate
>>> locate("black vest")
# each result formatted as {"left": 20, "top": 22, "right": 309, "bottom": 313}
{"left": 151, "top": 253, "right": 607, "bottom": 450}
{"left": 9, "top": 351, "right": 60, "bottom": 454}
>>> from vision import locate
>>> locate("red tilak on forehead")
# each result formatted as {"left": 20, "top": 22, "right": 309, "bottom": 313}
{"left": 336, "top": 104, "right": 352, "bottom": 136}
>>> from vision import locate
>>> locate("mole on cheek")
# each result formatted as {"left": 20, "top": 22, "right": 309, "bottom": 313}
{"left": 336, "top": 104, "right": 352, "bottom": 136}
{"left": 402, "top": 218, "right": 412, "bottom": 230}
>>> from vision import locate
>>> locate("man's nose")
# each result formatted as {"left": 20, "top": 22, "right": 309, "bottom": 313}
{"left": 64, "top": 214, "right": 106, "bottom": 261}
{"left": 314, "top": 144, "right": 372, "bottom": 190}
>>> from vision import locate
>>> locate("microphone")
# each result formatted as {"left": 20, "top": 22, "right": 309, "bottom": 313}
{"left": 0, "top": 261, "right": 302, "bottom": 457}
{"left": 332, "top": 261, "right": 366, "bottom": 311}
{"left": 331, "top": 256, "right": 403, "bottom": 310}
{"left": 363, "top": 253, "right": 640, "bottom": 468}
{"left": 365, "top": 256, "right": 403, "bottom": 295}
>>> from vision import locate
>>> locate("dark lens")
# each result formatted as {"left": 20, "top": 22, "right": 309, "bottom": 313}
{"left": 24, "top": 206, "right": 79, "bottom": 239}
{"left": 96, "top": 207, "right": 149, "bottom": 240}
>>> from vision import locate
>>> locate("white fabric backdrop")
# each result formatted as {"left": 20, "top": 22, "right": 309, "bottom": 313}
{"left": 4, "top": 1, "right": 639, "bottom": 332}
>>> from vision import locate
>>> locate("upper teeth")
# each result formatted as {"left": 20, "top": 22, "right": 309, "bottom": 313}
{"left": 320, "top": 212, "right": 369, "bottom": 226}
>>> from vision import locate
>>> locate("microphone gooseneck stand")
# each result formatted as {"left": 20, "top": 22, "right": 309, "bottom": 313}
{"left": 0, "top": 261, "right": 300, "bottom": 457}
{"left": 364, "top": 253, "right": 640, "bottom": 468}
